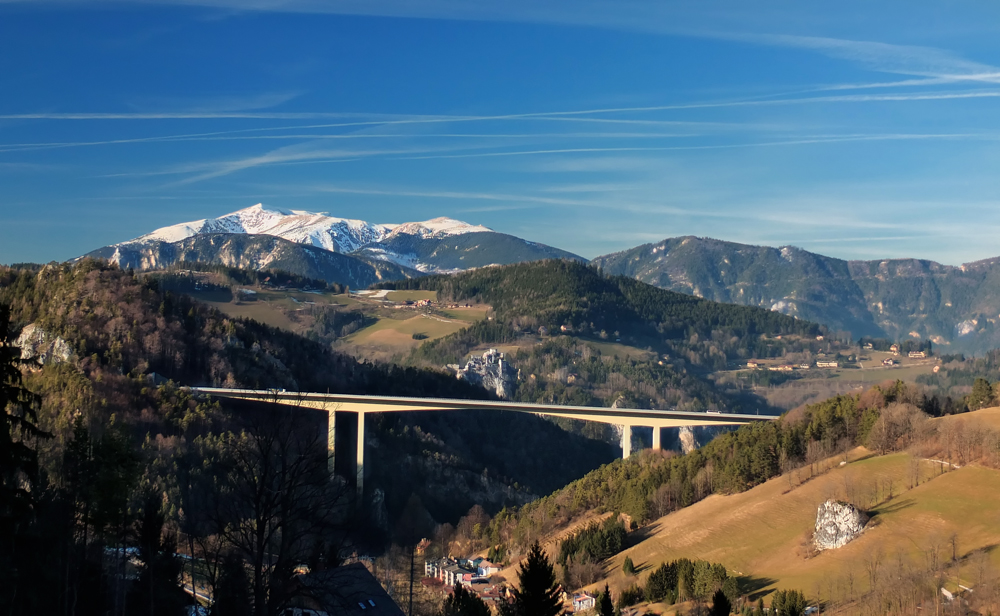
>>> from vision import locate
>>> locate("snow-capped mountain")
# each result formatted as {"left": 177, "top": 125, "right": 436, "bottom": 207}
{"left": 86, "top": 203, "right": 582, "bottom": 286}
{"left": 131, "top": 204, "right": 493, "bottom": 257}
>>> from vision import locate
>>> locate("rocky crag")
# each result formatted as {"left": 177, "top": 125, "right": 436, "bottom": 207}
{"left": 814, "top": 500, "right": 868, "bottom": 550}
{"left": 454, "top": 348, "right": 518, "bottom": 399}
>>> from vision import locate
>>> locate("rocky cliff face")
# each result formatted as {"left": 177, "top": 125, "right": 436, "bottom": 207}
{"left": 455, "top": 348, "right": 518, "bottom": 399}
{"left": 814, "top": 500, "right": 868, "bottom": 550}
{"left": 15, "top": 323, "right": 74, "bottom": 365}
{"left": 678, "top": 426, "right": 699, "bottom": 454}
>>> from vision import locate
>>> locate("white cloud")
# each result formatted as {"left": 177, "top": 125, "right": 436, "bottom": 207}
{"left": 730, "top": 33, "right": 998, "bottom": 79}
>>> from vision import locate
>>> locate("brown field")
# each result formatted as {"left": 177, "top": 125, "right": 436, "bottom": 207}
{"left": 341, "top": 313, "right": 470, "bottom": 358}
{"left": 574, "top": 409, "right": 1000, "bottom": 610}
{"left": 199, "top": 299, "right": 300, "bottom": 331}
{"left": 934, "top": 405, "right": 1000, "bottom": 431}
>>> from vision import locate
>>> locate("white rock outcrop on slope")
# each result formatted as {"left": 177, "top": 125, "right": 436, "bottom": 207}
{"left": 455, "top": 348, "right": 517, "bottom": 399}
{"left": 14, "top": 323, "right": 74, "bottom": 365}
{"left": 679, "top": 426, "right": 699, "bottom": 454}
{"left": 814, "top": 500, "right": 868, "bottom": 550}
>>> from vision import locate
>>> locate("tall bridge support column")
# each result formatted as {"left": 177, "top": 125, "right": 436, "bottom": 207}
{"left": 327, "top": 410, "right": 336, "bottom": 476}
{"left": 356, "top": 411, "right": 366, "bottom": 501}
{"left": 621, "top": 424, "right": 633, "bottom": 459}
{"left": 652, "top": 427, "right": 662, "bottom": 452}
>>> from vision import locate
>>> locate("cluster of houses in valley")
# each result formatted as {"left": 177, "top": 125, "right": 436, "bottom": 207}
{"left": 746, "top": 344, "right": 932, "bottom": 372}
{"left": 745, "top": 360, "right": 839, "bottom": 371}
{"left": 424, "top": 557, "right": 502, "bottom": 587}
{"left": 862, "top": 342, "right": 929, "bottom": 359}
{"left": 423, "top": 557, "right": 599, "bottom": 613}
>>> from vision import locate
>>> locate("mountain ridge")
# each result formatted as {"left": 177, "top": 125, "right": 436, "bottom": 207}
{"left": 128, "top": 203, "right": 494, "bottom": 256}
{"left": 85, "top": 203, "right": 583, "bottom": 287}
{"left": 592, "top": 235, "right": 1000, "bottom": 354}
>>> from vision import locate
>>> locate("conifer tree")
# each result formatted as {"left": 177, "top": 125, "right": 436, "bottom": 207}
{"left": 0, "top": 304, "right": 51, "bottom": 609}
{"left": 513, "top": 541, "right": 564, "bottom": 616}
{"left": 709, "top": 588, "right": 732, "bottom": 616}
{"left": 442, "top": 584, "right": 491, "bottom": 616}
{"left": 597, "top": 584, "right": 614, "bottom": 616}
{"left": 128, "top": 491, "right": 188, "bottom": 616}
{"left": 622, "top": 556, "right": 635, "bottom": 576}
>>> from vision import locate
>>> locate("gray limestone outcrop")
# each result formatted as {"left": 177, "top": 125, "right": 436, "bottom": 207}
{"left": 14, "top": 323, "right": 74, "bottom": 365}
{"left": 814, "top": 500, "right": 868, "bottom": 550}
{"left": 455, "top": 348, "right": 518, "bottom": 399}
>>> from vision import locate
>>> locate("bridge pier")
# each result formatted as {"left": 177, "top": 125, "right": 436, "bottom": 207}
{"left": 327, "top": 410, "right": 336, "bottom": 476}
{"left": 324, "top": 409, "right": 366, "bottom": 503}
{"left": 652, "top": 426, "right": 661, "bottom": 452}
{"left": 621, "top": 424, "right": 633, "bottom": 459}
{"left": 356, "top": 411, "right": 366, "bottom": 501}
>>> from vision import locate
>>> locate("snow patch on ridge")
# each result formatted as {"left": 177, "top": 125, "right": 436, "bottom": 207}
{"left": 124, "top": 205, "right": 492, "bottom": 256}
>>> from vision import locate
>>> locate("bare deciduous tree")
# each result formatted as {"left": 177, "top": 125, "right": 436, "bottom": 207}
{"left": 193, "top": 408, "right": 352, "bottom": 616}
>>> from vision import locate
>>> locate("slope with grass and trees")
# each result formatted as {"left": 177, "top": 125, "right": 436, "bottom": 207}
{"left": 453, "top": 379, "right": 1000, "bottom": 614}
{"left": 379, "top": 260, "right": 852, "bottom": 419}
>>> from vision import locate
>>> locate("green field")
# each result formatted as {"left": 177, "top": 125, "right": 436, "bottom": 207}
{"left": 440, "top": 306, "right": 490, "bottom": 322}
{"left": 385, "top": 290, "right": 438, "bottom": 302}
{"left": 585, "top": 339, "right": 658, "bottom": 361}
{"left": 343, "top": 313, "right": 468, "bottom": 350}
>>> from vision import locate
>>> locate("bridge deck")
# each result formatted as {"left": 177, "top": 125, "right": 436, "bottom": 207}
{"left": 189, "top": 387, "right": 777, "bottom": 499}
{"left": 189, "top": 387, "right": 774, "bottom": 428}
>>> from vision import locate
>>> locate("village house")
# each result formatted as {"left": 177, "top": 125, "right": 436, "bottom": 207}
{"left": 424, "top": 558, "right": 478, "bottom": 587}
{"left": 769, "top": 364, "right": 794, "bottom": 372}
{"left": 443, "top": 563, "right": 475, "bottom": 587}
{"left": 746, "top": 361, "right": 759, "bottom": 369}
{"left": 882, "top": 358, "right": 897, "bottom": 367}
{"left": 889, "top": 344, "right": 900, "bottom": 356}
{"left": 863, "top": 343, "right": 874, "bottom": 350}
{"left": 816, "top": 360, "right": 839, "bottom": 368}
{"left": 909, "top": 350, "right": 927, "bottom": 359}
{"left": 476, "top": 559, "right": 501, "bottom": 577}
{"left": 572, "top": 592, "right": 597, "bottom": 612}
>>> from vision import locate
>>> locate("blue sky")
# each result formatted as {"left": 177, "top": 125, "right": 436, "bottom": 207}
{"left": 2, "top": 1, "right": 1000, "bottom": 265}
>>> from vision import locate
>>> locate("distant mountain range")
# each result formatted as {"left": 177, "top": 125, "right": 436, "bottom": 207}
{"left": 85, "top": 204, "right": 582, "bottom": 289}
{"left": 83, "top": 206, "right": 1000, "bottom": 353}
{"left": 592, "top": 236, "right": 1000, "bottom": 355}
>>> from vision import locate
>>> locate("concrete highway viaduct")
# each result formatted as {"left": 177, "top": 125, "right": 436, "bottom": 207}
{"left": 190, "top": 387, "right": 776, "bottom": 500}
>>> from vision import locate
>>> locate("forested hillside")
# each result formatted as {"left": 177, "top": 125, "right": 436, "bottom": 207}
{"left": 0, "top": 261, "right": 617, "bottom": 524}
{"left": 380, "top": 260, "right": 833, "bottom": 414}
{"left": 382, "top": 260, "right": 821, "bottom": 343}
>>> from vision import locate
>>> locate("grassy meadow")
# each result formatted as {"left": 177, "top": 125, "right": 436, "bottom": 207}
{"left": 574, "top": 408, "right": 1000, "bottom": 610}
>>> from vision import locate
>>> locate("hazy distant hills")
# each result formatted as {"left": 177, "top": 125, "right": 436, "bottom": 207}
{"left": 84, "top": 203, "right": 582, "bottom": 287}
{"left": 592, "top": 236, "right": 1000, "bottom": 354}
